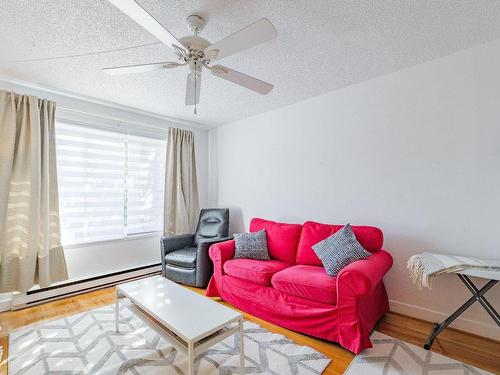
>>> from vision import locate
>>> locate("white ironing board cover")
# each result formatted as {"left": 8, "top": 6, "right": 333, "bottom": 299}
{"left": 459, "top": 268, "right": 500, "bottom": 281}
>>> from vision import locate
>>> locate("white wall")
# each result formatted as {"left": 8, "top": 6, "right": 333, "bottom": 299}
{"left": 210, "top": 39, "right": 500, "bottom": 339}
{"left": 0, "top": 79, "right": 210, "bottom": 281}
{"left": 63, "top": 235, "right": 161, "bottom": 281}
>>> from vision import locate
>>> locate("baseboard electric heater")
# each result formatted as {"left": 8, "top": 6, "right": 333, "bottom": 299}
{"left": 11, "top": 264, "right": 162, "bottom": 310}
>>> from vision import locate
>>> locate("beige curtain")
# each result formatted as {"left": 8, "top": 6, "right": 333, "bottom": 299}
{"left": 0, "top": 90, "right": 68, "bottom": 293}
{"left": 164, "top": 127, "right": 200, "bottom": 235}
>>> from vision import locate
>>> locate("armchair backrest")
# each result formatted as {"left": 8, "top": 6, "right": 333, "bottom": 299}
{"left": 194, "top": 208, "right": 229, "bottom": 245}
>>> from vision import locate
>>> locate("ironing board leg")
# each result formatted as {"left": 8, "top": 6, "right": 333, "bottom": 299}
{"left": 459, "top": 274, "right": 500, "bottom": 326}
{"left": 424, "top": 276, "right": 498, "bottom": 350}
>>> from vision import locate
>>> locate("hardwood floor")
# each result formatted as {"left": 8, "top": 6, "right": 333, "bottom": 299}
{"left": 0, "top": 285, "right": 498, "bottom": 374}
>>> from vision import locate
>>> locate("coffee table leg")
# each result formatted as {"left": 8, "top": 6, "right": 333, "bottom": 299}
{"left": 239, "top": 319, "right": 245, "bottom": 374}
{"left": 188, "top": 341, "right": 194, "bottom": 375}
{"left": 115, "top": 289, "right": 120, "bottom": 333}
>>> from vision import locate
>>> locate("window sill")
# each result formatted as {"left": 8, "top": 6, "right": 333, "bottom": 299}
{"left": 63, "top": 232, "right": 162, "bottom": 250}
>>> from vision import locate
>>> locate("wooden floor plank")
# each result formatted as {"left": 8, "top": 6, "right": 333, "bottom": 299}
{"left": 0, "top": 285, "right": 498, "bottom": 374}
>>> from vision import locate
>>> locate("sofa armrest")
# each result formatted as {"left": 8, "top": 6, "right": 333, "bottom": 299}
{"left": 208, "top": 239, "right": 236, "bottom": 277}
{"left": 336, "top": 249, "right": 392, "bottom": 353}
{"left": 337, "top": 249, "right": 393, "bottom": 298}
{"left": 195, "top": 237, "right": 233, "bottom": 287}
{"left": 160, "top": 234, "right": 195, "bottom": 257}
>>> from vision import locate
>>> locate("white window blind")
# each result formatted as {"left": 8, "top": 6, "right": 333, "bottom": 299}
{"left": 56, "top": 122, "right": 165, "bottom": 245}
{"left": 126, "top": 134, "right": 165, "bottom": 235}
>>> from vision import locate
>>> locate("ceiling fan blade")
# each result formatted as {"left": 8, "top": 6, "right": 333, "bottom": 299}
{"left": 204, "top": 18, "right": 277, "bottom": 61}
{"left": 102, "top": 61, "right": 183, "bottom": 75}
{"left": 185, "top": 71, "right": 202, "bottom": 106}
{"left": 210, "top": 65, "right": 273, "bottom": 95}
{"left": 108, "top": 0, "right": 187, "bottom": 54}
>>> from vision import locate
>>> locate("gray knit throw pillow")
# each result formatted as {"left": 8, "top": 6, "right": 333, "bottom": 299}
{"left": 312, "top": 224, "right": 371, "bottom": 277}
{"left": 233, "top": 229, "right": 270, "bottom": 260}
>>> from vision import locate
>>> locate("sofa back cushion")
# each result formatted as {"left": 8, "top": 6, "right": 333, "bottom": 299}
{"left": 296, "top": 221, "right": 383, "bottom": 266}
{"left": 249, "top": 218, "right": 302, "bottom": 264}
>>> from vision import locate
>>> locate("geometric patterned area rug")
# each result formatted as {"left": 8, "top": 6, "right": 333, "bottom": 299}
{"left": 8, "top": 299, "right": 331, "bottom": 374}
{"left": 344, "top": 331, "right": 494, "bottom": 375}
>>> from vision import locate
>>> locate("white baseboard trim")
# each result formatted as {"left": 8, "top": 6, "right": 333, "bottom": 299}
{"left": 389, "top": 299, "right": 499, "bottom": 341}
{"left": 11, "top": 265, "right": 161, "bottom": 310}
{"left": 0, "top": 294, "right": 13, "bottom": 312}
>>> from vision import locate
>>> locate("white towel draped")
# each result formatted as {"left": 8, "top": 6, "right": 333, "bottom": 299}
{"left": 407, "top": 252, "right": 500, "bottom": 289}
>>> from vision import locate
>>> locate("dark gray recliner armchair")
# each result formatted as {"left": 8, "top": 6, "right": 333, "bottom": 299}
{"left": 160, "top": 208, "right": 230, "bottom": 287}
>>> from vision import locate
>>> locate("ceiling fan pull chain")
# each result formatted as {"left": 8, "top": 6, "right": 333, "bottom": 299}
{"left": 194, "top": 62, "right": 198, "bottom": 114}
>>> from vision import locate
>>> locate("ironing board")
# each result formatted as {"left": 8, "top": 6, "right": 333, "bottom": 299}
{"left": 424, "top": 268, "right": 500, "bottom": 349}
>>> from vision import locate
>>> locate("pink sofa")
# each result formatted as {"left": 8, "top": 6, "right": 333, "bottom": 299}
{"left": 206, "top": 218, "right": 393, "bottom": 353}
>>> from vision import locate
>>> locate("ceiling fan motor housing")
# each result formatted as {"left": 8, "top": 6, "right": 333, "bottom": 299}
{"left": 180, "top": 14, "right": 212, "bottom": 67}
{"left": 179, "top": 35, "right": 211, "bottom": 53}
{"left": 179, "top": 35, "right": 212, "bottom": 68}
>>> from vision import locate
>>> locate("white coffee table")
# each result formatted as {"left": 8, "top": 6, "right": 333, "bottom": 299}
{"left": 115, "top": 275, "right": 244, "bottom": 375}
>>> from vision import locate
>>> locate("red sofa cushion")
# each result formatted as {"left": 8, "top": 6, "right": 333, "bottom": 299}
{"left": 297, "top": 221, "right": 384, "bottom": 266}
{"left": 223, "top": 259, "right": 290, "bottom": 286}
{"left": 271, "top": 265, "right": 337, "bottom": 305}
{"left": 249, "top": 218, "right": 302, "bottom": 264}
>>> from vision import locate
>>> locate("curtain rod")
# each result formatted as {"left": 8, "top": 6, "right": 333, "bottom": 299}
{"left": 0, "top": 77, "right": 208, "bottom": 130}
{"left": 57, "top": 106, "right": 171, "bottom": 133}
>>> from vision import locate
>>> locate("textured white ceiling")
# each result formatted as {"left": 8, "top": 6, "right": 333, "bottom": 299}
{"left": 2, "top": 1, "right": 500, "bottom": 127}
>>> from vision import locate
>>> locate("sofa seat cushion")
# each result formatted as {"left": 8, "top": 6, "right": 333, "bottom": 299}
{"left": 164, "top": 247, "right": 197, "bottom": 269}
{"left": 271, "top": 265, "right": 337, "bottom": 305}
{"left": 223, "top": 259, "right": 290, "bottom": 286}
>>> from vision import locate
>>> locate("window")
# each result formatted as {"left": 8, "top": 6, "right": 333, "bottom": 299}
{"left": 56, "top": 122, "right": 165, "bottom": 245}
{"left": 125, "top": 134, "right": 165, "bottom": 235}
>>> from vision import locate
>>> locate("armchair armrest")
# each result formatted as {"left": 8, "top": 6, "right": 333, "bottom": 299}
{"left": 197, "top": 236, "right": 234, "bottom": 258}
{"left": 197, "top": 236, "right": 234, "bottom": 248}
{"left": 160, "top": 233, "right": 195, "bottom": 257}
{"left": 337, "top": 249, "right": 393, "bottom": 298}
{"left": 208, "top": 239, "right": 236, "bottom": 277}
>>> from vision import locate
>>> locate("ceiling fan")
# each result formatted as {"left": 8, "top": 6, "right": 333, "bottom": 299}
{"left": 104, "top": 0, "right": 278, "bottom": 113}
